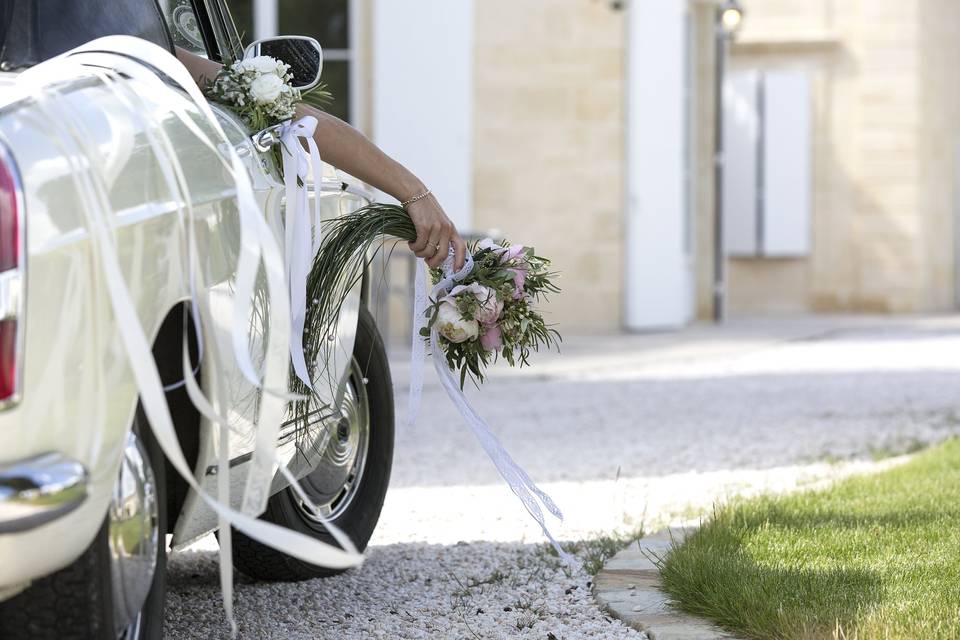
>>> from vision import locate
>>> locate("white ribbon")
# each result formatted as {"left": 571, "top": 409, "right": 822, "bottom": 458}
{"left": 16, "top": 36, "right": 363, "bottom": 636}
{"left": 278, "top": 116, "right": 325, "bottom": 390}
{"left": 408, "top": 252, "right": 573, "bottom": 562}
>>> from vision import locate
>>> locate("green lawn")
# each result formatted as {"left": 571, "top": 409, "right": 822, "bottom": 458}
{"left": 658, "top": 439, "right": 960, "bottom": 639}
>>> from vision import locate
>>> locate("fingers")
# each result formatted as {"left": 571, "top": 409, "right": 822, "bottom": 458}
{"left": 408, "top": 224, "right": 431, "bottom": 254}
{"left": 403, "top": 197, "right": 463, "bottom": 269}
{"left": 407, "top": 218, "right": 438, "bottom": 256}
{"left": 427, "top": 224, "right": 452, "bottom": 269}
{"left": 452, "top": 233, "right": 467, "bottom": 271}
{"left": 407, "top": 222, "right": 441, "bottom": 262}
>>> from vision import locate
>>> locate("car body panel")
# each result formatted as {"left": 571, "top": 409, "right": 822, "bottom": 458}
{"left": 0, "top": 60, "right": 367, "bottom": 586}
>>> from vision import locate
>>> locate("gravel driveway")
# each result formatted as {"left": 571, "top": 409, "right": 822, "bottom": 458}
{"left": 165, "top": 316, "right": 960, "bottom": 638}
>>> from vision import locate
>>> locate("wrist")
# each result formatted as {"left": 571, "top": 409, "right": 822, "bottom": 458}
{"left": 396, "top": 175, "right": 427, "bottom": 204}
{"left": 401, "top": 188, "right": 432, "bottom": 207}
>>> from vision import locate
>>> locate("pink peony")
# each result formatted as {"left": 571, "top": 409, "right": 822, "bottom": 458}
{"left": 477, "top": 239, "right": 527, "bottom": 265}
{"left": 445, "top": 282, "right": 503, "bottom": 326}
{"left": 480, "top": 324, "right": 503, "bottom": 351}
{"left": 499, "top": 244, "right": 526, "bottom": 264}
{"left": 507, "top": 267, "right": 527, "bottom": 300}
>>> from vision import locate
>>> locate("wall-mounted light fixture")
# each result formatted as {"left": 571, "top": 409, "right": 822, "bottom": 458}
{"left": 719, "top": 0, "right": 744, "bottom": 36}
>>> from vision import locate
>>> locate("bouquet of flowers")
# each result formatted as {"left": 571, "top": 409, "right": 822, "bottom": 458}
{"left": 206, "top": 55, "right": 301, "bottom": 130}
{"left": 301, "top": 203, "right": 568, "bottom": 559}
{"left": 426, "top": 239, "right": 560, "bottom": 388}
{"left": 205, "top": 55, "right": 332, "bottom": 175}
{"left": 300, "top": 204, "right": 560, "bottom": 395}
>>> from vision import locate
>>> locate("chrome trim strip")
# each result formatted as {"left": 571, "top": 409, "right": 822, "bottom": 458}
{"left": 0, "top": 453, "right": 88, "bottom": 534}
{"left": 0, "top": 271, "right": 21, "bottom": 321}
{"left": 319, "top": 178, "right": 375, "bottom": 203}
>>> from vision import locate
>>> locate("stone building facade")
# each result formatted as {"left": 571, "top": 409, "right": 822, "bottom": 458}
{"left": 236, "top": 0, "right": 960, "bottom": 333}
{"left": 472, "top": 0, "right": 625, "bottom": 331}
{"left": 716, "top": 0, "right": 960, "bottom": 315}
{"left": 474, "top": 0, "right": 960, "bottom": 326}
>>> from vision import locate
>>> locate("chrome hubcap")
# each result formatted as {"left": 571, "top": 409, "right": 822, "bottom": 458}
{"left": 109, "top": 431, "right": 158, "bottom": 639}
{"left": 297, "top": 358, "right": 370, "bottom": 521}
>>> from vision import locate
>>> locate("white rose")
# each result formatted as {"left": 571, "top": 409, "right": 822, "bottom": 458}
{"left": 436, "top": 300, "right": 479, "bottom": 344}
{"left": 250, "top": 73, "right": 284, "bottom": 104}
{"left": 239, "top": 55, "right": 282, "bottom": 75}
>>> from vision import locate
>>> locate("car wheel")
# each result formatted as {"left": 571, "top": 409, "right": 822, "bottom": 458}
{"left": 0, "top": 415, "right": 167, "bottom": 640}
{"left": 232, "top": 306, "right": 394, "bottom": 581}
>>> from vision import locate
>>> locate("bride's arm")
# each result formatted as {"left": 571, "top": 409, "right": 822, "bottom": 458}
{"left": 298, "top": 104, "right": 465, "bottom": 270}
{"left": 174, "top": 47, "right": 466, "bottom": 270}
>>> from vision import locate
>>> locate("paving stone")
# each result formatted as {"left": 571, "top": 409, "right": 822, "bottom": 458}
{"left": 594, "top": 528, "right": 744, "bottom": 640}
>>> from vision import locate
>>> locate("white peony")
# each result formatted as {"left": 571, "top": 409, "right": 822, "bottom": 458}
{"left": 249, "top": 73, "right": 285, "bottom": 104}
{"left": 476, "top": 237, "right": 500, "bottom": 252}
{"left": 239, "top": 55, "right": 283, "bottom": 75}
{"left": 435, "top": 300, "right": 479, "bottom": 343}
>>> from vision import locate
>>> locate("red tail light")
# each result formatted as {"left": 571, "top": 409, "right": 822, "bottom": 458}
{"left": 0, "top": 142, "right": 24, "bottom": 406}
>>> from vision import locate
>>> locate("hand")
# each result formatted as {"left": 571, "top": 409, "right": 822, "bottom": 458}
{"left": 405, "top": 194, "right": 467, "bottom": 270}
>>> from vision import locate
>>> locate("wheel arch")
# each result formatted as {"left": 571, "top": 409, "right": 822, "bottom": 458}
{"left": 148, "top": 300, "right": 202, "bottom": 533}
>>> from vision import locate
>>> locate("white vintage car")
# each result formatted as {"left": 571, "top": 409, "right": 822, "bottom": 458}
{"left": 0, "top": 1, "right": 394, "bottom": 638}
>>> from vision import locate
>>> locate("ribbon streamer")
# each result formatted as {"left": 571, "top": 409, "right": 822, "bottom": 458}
{"left": 15, "top": 36, "right": 363, "bottom": 636}
{"left": 278, "top": 116, "right": 326, "bottom": 390}
{"left": 407, "top": 252, "right": 573, "bottom": 562}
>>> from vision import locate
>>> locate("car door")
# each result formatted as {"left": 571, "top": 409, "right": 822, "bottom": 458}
{"left": 157, "top": 0, "right": 365, "bottom": 543}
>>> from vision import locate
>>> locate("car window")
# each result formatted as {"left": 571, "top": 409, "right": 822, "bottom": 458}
{"left": 157, "top": 0, "right": 209, "bottom": 59}
{"left": 1, "top": 0, "right": 174, "bottom": 69}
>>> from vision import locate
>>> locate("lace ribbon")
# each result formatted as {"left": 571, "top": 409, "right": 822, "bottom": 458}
{"left": 407, "top": 252, "right": 572, "bottom": 562}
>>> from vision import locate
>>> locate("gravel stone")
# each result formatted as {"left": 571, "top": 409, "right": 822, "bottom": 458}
{"left": 165, "top": 316, "right": 960, "bottom": 638}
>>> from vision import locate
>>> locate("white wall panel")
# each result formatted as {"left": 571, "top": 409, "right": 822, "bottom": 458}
{"left": 723, "top": 71, "right": 760, "bottom": 256}
{"left": 763, "top": 71, "right": 811, "bottom": 256}
{"left": 722, "top": 70, "right": 811, "bottom": 257}
{"left": 625, "top": 0, "right": 690, "bottom": 329}
{"left": 371, "top": 0, "right": 474, "bottom": 230}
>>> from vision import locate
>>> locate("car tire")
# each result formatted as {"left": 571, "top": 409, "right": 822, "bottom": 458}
{"left": 0, "top": 415, "right": 167, "bottom": 640}
{"left": 231, "top": 306, "right": 394, "bottom": 581}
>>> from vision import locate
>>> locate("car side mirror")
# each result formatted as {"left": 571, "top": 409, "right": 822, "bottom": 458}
{"left": 244, "top": 36, "right": 323, "bottom": 91}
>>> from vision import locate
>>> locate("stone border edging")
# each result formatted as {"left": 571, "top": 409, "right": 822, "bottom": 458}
{"left": 592, "top": 526, "right": 742, "bottom": 640}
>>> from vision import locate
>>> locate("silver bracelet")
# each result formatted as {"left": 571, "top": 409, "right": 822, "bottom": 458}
{"left": 401, "top": 189, "right": 431, "bottom": 207}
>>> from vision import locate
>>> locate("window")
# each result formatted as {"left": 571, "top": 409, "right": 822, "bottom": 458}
{"left": 158, "top": 0, "right": 209, "bottom": 58}
{"left": 226, "top": 0, "right": 354, "bottom": 124}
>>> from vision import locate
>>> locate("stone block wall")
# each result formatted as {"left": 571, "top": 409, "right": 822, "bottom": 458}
{"left": 472, "top": 0, "right": 625, "bottom": 331}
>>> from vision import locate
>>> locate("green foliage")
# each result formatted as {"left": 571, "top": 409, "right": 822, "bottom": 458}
{"left": 659, "top": 439, "right": 960, "bottom": 639}
{"left": 289, "top": 204, "right": 416, "bottom": 445}
{"left": 300, "top": 81, "right": 333, "bottom": 111}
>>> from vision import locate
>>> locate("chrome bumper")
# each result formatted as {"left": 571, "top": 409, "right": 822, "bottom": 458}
{"left": 0, "top": 453, "right": 88, "bottom": 533}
